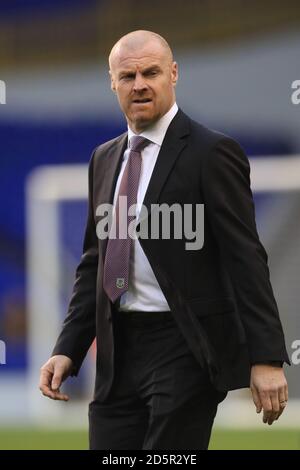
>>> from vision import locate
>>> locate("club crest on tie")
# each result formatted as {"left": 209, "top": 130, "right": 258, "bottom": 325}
{"left": 116, "top": 278, "right": 125, "bottom": 288}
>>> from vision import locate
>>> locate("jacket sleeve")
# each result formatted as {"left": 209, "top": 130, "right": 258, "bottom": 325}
{"left": 51, "top": 150, "right": 98, "bottom": 375}
{"left": 201, "top": 137, "right": 290, "bottom": 365}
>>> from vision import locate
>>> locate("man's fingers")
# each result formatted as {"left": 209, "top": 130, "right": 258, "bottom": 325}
{"left": 39, "top": 364, "right": 69, "bottom": 401}
{"left": 41, "top": 388, "right": 69, "bottom": 401}
{"left": 263, "top": 409, "right": 274, "bottom": 425}
{"left": 276, "top": 388, "right": 288, "bottom": 420}
{"left": 39, "top": 368, "right": 53, "bottom": 396}
{"left": 48, "top": 390, "right": 69, "bottom": 401}
{"left": 268, "top": 390, "right": 281, "bottom": 425}
{"left": 275, "top": 407, "right": 285, "bottom": 421}
{"left": 251, "top": 365, "right": 288, "bottom": 425}
{"left": 284, "top": 383, "right": 289, "bottom": 403}
{"left": 51, "top": 368, "right": 64, "bottom": 391}
{"left": 259, "top": 392, "right": 273, "bottom": 424}
{"left": 251, "top": 387, "right": 262, "bottom": 413}
{"left": 50, "top": 367, "right": 69, "bottom": 400}
{"left": 277, "top": 384, "right": 289, "bottom": 419}
{"left": 39, "top": 373, "right": 69, "bottom": 401}
{"left": 261, "top": 387, "right": 288, "bottom": 425}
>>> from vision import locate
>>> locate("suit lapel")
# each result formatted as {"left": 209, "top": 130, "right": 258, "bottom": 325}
{"left": 99, "top": 132, "right": 127, "bottom": 257}
{"left": 138, "top": 109, "right": 190, "bottom": 223}
{"left": 102, "top": 132, "right": 128, "bottom": 205}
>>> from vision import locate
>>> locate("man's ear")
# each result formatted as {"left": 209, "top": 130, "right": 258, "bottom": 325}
{"left": 109, "top": 70, "right": 116, "bottom": 93}
{"left": 171, "top": 61, "right": 178, "bottom": 87}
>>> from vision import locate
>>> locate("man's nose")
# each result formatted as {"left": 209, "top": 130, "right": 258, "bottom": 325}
{"left": 133, "top": 73, "right": 147, "bottom": 92}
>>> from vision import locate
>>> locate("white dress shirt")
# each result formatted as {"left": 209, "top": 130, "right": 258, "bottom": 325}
{"left": 112, "top": 102, "right": 179, "bottom": 311}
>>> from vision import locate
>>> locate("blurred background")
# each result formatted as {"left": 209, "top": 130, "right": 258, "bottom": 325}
{"left": 0, "top": 0, "right": 300, "bottom": 449}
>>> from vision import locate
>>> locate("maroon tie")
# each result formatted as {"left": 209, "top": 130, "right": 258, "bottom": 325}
{"left": 103, "top": 135, "right": 150, "bottom": 303}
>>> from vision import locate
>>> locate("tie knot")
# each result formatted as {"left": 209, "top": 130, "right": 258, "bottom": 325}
{"left": 129, "top": 135, "right": 150, "bottom": 153}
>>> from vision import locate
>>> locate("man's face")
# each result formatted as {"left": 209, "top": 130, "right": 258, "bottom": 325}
{"left": 110, "top": 42, "right": 178, "bottom": 133}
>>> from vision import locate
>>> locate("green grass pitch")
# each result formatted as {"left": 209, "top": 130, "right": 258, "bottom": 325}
{"left": 0, "top": 428, "right": 299, "bottom": 450}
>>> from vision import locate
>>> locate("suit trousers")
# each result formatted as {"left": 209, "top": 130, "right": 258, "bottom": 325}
{"left": 89, "top": 308, "right": 226, "bottom": 450}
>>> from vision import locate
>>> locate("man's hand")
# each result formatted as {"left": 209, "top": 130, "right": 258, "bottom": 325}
{"left": 250, "top": 364, "right": 288, "bottom": 425}
{"left": 39, "top": 355, "right": 73, "bottom": 401}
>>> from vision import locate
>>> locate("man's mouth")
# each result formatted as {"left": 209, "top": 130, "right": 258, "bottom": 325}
{"left": 132, "top": 98, "right": 152, "bottom": 104}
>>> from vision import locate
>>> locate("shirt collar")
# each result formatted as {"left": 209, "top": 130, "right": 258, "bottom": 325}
{"left": 127, "top": 102, "right": 178, "bottom": 147}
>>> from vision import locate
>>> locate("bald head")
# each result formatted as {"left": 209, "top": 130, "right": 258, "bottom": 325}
{"left": 109, "top": 30, "right": 173, "bottom": 72}
{"left": 108, "top": 30, "right": 178, "bottom": 134}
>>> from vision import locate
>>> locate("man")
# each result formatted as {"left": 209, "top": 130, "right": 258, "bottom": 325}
{"left": 39, "top": 30, "right": 290, "bottom": 450}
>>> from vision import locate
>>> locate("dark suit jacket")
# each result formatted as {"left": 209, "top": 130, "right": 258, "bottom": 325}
{"left": 52, "top": 109, "right": 290, "bottom": 401}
